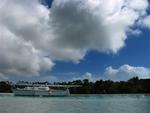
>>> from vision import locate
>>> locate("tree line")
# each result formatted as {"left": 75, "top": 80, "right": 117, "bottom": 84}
{"left": 0, "top": 77, "right": 150, "bottom": 94}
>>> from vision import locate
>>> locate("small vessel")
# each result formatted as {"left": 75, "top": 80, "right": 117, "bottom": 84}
{"left": 12, "top": 84, "right": 81, "bottom": 97}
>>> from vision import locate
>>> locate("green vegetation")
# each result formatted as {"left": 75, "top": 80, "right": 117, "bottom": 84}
{"left": 67, "top": 77, "right": 150, "bottom": 94}
{"left": 0, "top": 77, "right": 150, "bottom": 94}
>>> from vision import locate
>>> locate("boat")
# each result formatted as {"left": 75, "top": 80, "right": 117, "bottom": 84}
{"left": 12, "top": 84, "right": 81, "bottom": 96}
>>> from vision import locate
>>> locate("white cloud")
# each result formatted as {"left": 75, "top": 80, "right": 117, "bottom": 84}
{"left": 49, "top": 0, "right": 149, "bottom": 56}
{"left": 72, "top": 72, "right": 95, "bottom": 81}
{"left": 0, "top": 0, "right": 150, "bottom": 79}
{"left": 0, "top": 0, "right": 54, "bottom": 79}
{"left": 104, "top": 64, "right": 150, "bottom": 81}
{"left": 141, "top": 16, "right": 150, "bottom": 28}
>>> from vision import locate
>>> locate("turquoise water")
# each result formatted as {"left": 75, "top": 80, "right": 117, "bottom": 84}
{"left": 0, "top": 94, "right": 150, "bottom": 113}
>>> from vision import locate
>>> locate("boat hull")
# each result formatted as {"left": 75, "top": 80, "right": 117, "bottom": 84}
{"left": 12, "top": 89, "right": 70, "bottom": 96}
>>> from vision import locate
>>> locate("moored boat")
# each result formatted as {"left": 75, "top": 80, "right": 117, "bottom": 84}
{"left": 12, "top": 86, "right": 70, "bottom": 96}
{"left": 12, "top": 84, "right": 81, "bottom": 96}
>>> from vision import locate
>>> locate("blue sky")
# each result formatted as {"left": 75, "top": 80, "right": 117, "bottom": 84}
{"left": 1, "top": 0, "right": 150, "bottom": 82}
{"left": 49, "top": 28, "right": 150, "bottom": 81}
{"left": 44, "top": 0, "right": 150, "bottom": 81}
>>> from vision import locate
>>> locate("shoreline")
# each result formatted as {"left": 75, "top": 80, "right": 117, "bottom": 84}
{"left": 0, "top": 93, "right": 149, "bottom": 96}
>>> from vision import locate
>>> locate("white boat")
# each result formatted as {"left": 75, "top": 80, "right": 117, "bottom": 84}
{"left": 12, "top": 86, "right": 70, "bottom": 96}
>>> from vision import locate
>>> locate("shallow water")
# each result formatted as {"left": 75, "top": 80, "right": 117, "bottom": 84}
{"left": 0, "top": 94, "right": 150, "bottom": 113}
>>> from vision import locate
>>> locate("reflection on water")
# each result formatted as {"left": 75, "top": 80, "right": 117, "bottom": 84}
{"left": 0, "top": 94, "right": 150, "bottom": 113}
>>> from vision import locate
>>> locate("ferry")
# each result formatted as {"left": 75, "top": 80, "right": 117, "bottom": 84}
{"left": 12, "top": 84, "right": 81, "bottom": 96}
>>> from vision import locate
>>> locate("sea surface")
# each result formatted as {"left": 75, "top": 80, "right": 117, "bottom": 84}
{"left": 0, "top": 94, "right": 150, "bottom": 113}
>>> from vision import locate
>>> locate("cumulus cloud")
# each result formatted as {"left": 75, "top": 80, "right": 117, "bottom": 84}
{"left": 71, "top": 65, "right": 150, "bottom": 82}
{"left": 141, "top": 16, "right": 150, "bottom": 28}
{"left": 104, "top": 64, "right": 150, "bottom": 81}
{"left": 72, "top": 72, "right": 95, "bottom": 81}
{"left": 0, "top": 0, "right": 54, "bottom": 79}
{"left": 0, "top": 0, "right": 150, "bottom": 79}
{"left": 49, "top": 0, "right": 149, "bottom": 55}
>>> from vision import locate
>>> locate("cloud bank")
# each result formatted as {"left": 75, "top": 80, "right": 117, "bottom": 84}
{"left": 0, "top": 0, "right": 150, "bottom": 79}
{"left": 72, "top": 65, "right": 150, "bottom": 81}
{"left": 104, "top": 64, "right": 150, "bottom": 81}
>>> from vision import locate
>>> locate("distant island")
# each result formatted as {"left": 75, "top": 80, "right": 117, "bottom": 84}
{"left": 0, "top": 77, "right": 150, "bottom": 94}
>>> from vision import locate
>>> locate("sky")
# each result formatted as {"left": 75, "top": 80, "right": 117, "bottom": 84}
{"left": 0, "top": 0, "right": 150, "bottom": 82}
